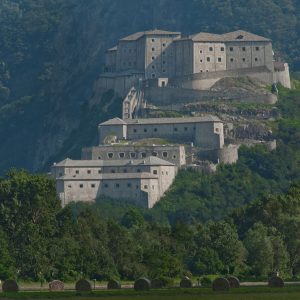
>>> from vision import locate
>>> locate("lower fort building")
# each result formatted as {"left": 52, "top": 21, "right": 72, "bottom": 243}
{"left": 51, "top": 157, "right": 177, "bottom": 208}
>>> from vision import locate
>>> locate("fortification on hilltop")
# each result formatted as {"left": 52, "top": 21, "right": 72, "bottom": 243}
{"left": 100, "top": 29, "right": 290, "bottom": 98}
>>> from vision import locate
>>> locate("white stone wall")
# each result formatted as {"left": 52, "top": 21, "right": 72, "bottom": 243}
{"left": 226, "top": 42, "right": 273, "bottom": 71}
{"left": 195, "top": 122, "right": 224, "bottom": 149}
{"left": 144, "top": 35, "right": 177, "bottom": 79}
{"left": 193, "top": 42, "right": 226, "bottom": 73}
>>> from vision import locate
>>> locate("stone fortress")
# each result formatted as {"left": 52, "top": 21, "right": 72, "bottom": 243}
{"left": 51, "top": 28, "right": 290, "bottom": 208}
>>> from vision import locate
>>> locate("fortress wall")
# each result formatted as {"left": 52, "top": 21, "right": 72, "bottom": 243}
{"left": 274, "top": 65, "right": 291, "bottom": 89}
{"left": 197, "top": 145, "right": 238, "bottom": 164}
{"left": 145, "top": 86, "right": 277, "bottom": 105}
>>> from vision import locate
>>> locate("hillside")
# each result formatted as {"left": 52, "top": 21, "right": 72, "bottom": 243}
{"left": 1, "top": 0, "right": 300, "bottom": 172}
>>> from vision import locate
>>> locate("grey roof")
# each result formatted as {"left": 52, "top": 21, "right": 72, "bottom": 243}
{"left": 53, "top": 156, "right": 175, "bottom": 167}
{"left": 57, "top": 172, "right": 158, "bottom": 181}
{"left": 120, "top": 29, "right": 181, "bottom": 41}
{"left": 100, "top": 117, "right": 127, "bottom": 126}
{"left": 176, "top": 30, "right": 270, "bottom": 43}
{"left": 99, "top": 115, "right": 221, "bottom": 127}
{"left": 221, "top": 30, "right": 271, "bottom": 42}
{"left": 126, "top": 115, "right": 222, "bottom": 125}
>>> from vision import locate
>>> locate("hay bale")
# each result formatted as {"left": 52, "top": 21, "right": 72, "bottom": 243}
{"left": 212, "top": 277, "right": 230, "bottom": 291}
{"left": 75, "top": 279, "right": 92, "bottom": 292}
{"left": 107, "top": 279, "right": 121, "bottom": 289}
{"left": 134, "top": 277, "right": 151, "bottom": 291}
{"left": 151, "top": 278, "right": 164, "bottom": 289}
{"left": 49, "top": 280, "right": 64, "bottom": 291}
{"left": 227, "top": 276, "right": 240, "bottom": 288}
{"left": 180, "top": 276, "right": 192, "bottom": 288}
{"left": 268, "top": 276, "right": 284, "bottom": 288}
{"left": 2, "top": 279, "right": 19, "bottom": 292}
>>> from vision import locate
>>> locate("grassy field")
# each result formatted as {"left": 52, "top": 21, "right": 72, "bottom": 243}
{"left": 1, "top": 286, "right": 300, "bottom": 300}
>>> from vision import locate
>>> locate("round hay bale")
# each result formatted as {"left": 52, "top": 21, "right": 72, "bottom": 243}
{"left": 180, "top": 276, "right": 192, "bottom": 288}
{"left": 107, "top": 279, "right": 121, "bottom": 290}
{"left": 49, "top": 280, "right": 64, "bottom": 291}
{"left": 134, "top": 277, "right": 151, "bottom": 291}
{"left": 268, "top": 276, "right": 284, "bottom": 288}
{"left": 2, "top": 279, "right": 19, "bottom": 292}
{"left": 151, "top": 278, "right": 164, "bottom": 289}
{"left": 227, "top": 276, "right": 240, "bottom": 288}
{"left": 212, "top": 277, "right": 230, "bottom": 292}
{"left": 75, "top": 279, "right": 92, "bottom": 292}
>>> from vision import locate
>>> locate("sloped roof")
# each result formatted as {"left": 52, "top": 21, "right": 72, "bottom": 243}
{"left": 176, "top": 30, "right": 270, "bottom": 43}
{"left": 53, "top": 156, "right": 174, "bottom": 168}
{"left": 126, "top": 115, "right": 222, "bottom": 125}
{"left": 221, "top": 30, "right": 271, "bottom": 42}
{"left": 120, "top": 29, "right": 181, "bottom": 41}
{"left": 106, "top": 46, "right": 117, "bottom": 52}
{"left": 100, "top": 117, "right": 127, "bottom": 126}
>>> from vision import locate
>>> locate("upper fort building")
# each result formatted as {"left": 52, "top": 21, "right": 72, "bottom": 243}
{"left": 105, "top": 29, "right": 275, "bottom": 79}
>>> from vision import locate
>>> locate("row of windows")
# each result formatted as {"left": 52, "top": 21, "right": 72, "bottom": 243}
{"left": 132, "top": 126, "right": 195, "bottom": 133}
{"left": 229, "top": 57, "right": 259, "bottom": 62}
{"left": 200, "top": 57, "right": 223, "bottom": 63}
{"left": 229, "top": 46, "right": 260, "bottom": 52}
{"left": 104, "top": 183, "right": 155, "bottom": 190}
{"left": 105, "top": 151, "right": 170, "bottom": 159}
{"left": 72, "top": 183, "right": 154, "bottom": 190}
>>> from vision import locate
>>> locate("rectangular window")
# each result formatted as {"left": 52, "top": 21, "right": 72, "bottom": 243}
{"left": 184, "top": 127, "right": 188, "bottom": 131}
{"left": 255, "top": 57, "right": 258, "bottom": 62}
{"left": 230, "top": 47, "right": 233, "bottom": 51}
{"left": 104, "top": 184, "right": 108, "bottom": 188}
{"left": 123, "top": 169, "right": 127, "bottom": 173}
{"left": 230, "top": 58, "right": 234, "bottom": 62}
{"left": 91, "top": 184, "right": 95, "bottom": 188}
{"left": 162, "top": 43, "right": 166, "bottom": 47}
{"left": 206, "top": 57, "right": 211, "bottom": 62}
{"left": 209, "top": 47, "right": 213, "bottom": 51}
{"left": 98, "top": 169, "right": 102, "bottom": 174}
{"left": 242, "top": 47, "right": 246, "bottom": 51}
{"left": 137, "top": 169, "right": 141, "bottom": 173}
{"left": 108, "top": 153, "right": 113, "bottom": 158}
{"left": 111, "top": 170, "right": 115, "bottom": 173}
{"left": 127, "top": 183, "right": 131, "bottom": 188}
{"left": 218, "top": 57, "right": 222, "bottom": 62}
{"left": 152, "top": 47, "right": 155, "bottom": 51}
{"left": 119, "top": 152, "right": 125, "bottom": 158}
{"left": 153, "top": 170, "right": 158, "bottom": 175}
{"left": 221, "top": 47, "right": 224, "bottom": 51}
{"left": 79, "top": 184, "right": 83, "bottom": 188}
{"left": 116, "top": 183, "right": 120, "bottom": 188}
{"left": 242, "top": 58, "right": 246, "bottom": 62}
{"left": 144, "top": 128, "right": 147, "bottom": 132}
{"left": 144, "top": 185, "right": 148, "bottom": 189}
{"left": 152, "top": 152, "right": 158, "bottom": 157}
{"left": 163, "top": 151, "right": 168, "bottom": 157}
{"left": 256, "top": 46, "right": 260, "bottom": 51}
{"left": 87, "top": 170, "right": 91, "bottom": 174}
{"left": 152, "top": 38, "right": 155, "bottom": 42}
{"left": 174, "top": 127, "right": 178, "bottom": 132}
{"left": 141, "top": 152, "right": 147, "bottom": 158}
{"left": 130, "top": 152, "right": 136, "bottom": 158}
{"left": 76, "top": 170, "right": 79, "bottom": 174}
{"left": 133, "top": 129, "right": 137, "bottom": 133}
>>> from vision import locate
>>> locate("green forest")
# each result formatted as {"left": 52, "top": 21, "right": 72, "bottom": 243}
{"left": 0, "top": 83, "right": 300, "bottom": 282}
{"left": 1, "top": 0, "right": 300, "bottom": 284}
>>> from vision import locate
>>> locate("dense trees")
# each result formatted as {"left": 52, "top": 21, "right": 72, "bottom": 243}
{"left": 0, "top": 170, "right": 300, "bottom": 281}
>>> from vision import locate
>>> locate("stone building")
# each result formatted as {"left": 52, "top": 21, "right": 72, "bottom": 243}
{"left": 98, "top": 116, "right": 224, "bottom": 150}
{"left": 51, "top": 157, "right": 177, "bottom": 208}
{"left": 102, "top": 28, "right": 290, "bottom": 95}
{"left": 82, "top": 144, "right": 186, "bottom": 166}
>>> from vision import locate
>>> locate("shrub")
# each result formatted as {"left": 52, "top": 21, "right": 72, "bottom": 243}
{"left": 227, "top": 276, "right": 240, "bottom": 288}
{"left": 107, "top": 279, "right": 121, "bottom": 289}
{"left": 75, "top": 279, "right": 92, "bottom": 292}
{"left": 134, "top": 278, "right": 151, "bottom": 291}
{"left": 268, "top": 276, "right": 284, "bottom": 288}
{"left": 2, "top": 279, "right": 19, "bottom": 292}
{"left": 151, "top": 278, "right": 164, "bottom": 289}
{"left": 200, "top": 276, "right": 212, "bottom": 287}
{"left": 49, "top": 280, "right": 64, "bottom": 291}
{"left": 212, "top": 277, "right": 230, "bottom": 291}
{"left": 180, "top": 276, "right": 192, "bottom": 288}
